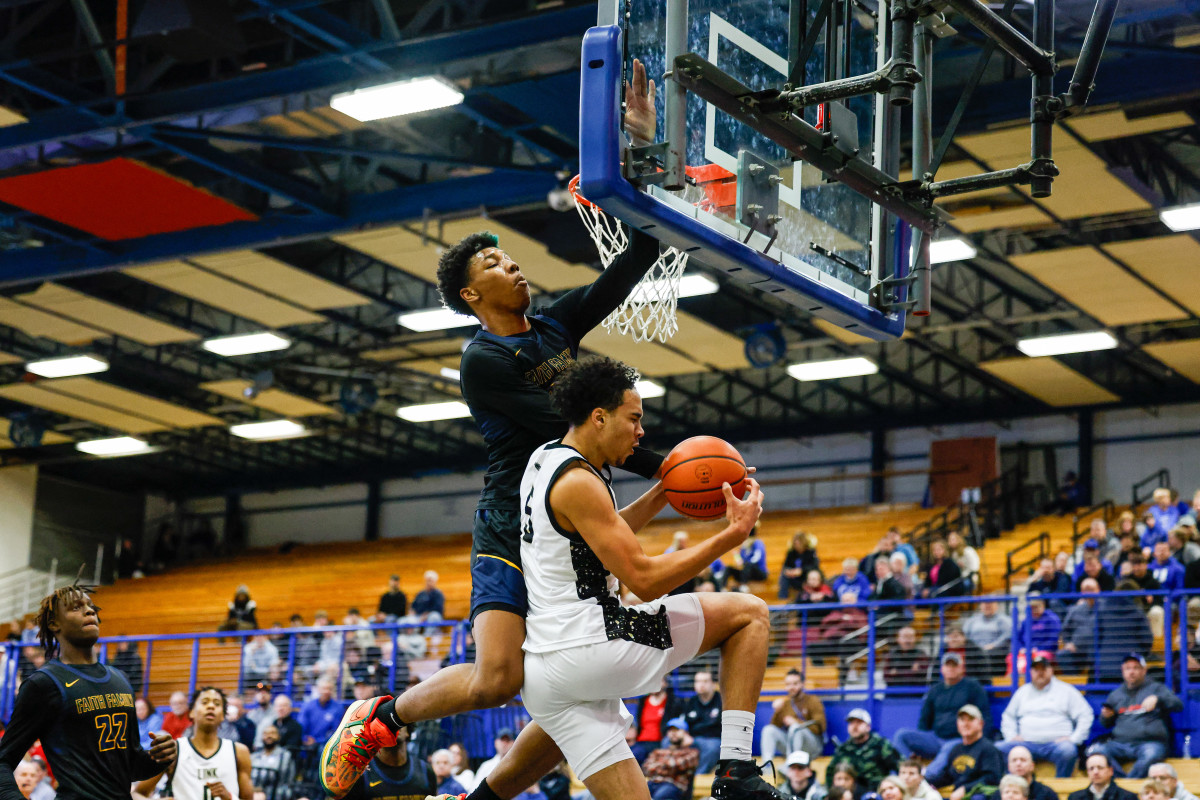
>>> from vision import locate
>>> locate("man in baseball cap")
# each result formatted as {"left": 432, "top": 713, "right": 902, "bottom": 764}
{"left": 1090, "top": 652, "right": 1182, "bottom": 777}
{"left": 926, "top": 705, "right": 1003, "bottom": 800}
{"left": 643, "top": 717, "right": 699, "bottom": 800}
{"left": 894, "top": 649, "right": 991, "bottom": 781}
{"left": 780, "top": 751, "right": 826, "bottom": 800}
{"left": 827, "top": 709, "right": 899, "bottom": 792}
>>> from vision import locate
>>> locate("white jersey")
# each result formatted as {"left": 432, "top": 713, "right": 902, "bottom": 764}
{"left": 172, "top": 737, "right": 241, "bottom": 800}
{"left": 520, "top": 441, "right": 673, "bottom": 654}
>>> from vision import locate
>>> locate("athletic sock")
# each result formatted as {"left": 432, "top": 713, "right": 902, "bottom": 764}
{"left": 468, "top": 779, "right": 503, "bottom": 800}
{"left": 719, "top": 709, "right": 756, "bottom": 761}
{"left": 375, "top": 698, "right": 406, "bottom": 732}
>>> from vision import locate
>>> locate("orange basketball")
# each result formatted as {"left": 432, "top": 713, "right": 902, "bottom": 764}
{"left": 661, "top": 436, "right": 747, "bottom": 520}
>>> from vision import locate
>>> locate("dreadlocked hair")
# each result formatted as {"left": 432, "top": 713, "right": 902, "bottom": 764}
{"left": 37, "top": 578, "right": 100, "bottom": 660}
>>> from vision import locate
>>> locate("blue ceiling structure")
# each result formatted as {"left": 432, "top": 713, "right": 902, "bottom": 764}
{"left": 0, "top": 0, "right": 1196, "bottom": 495}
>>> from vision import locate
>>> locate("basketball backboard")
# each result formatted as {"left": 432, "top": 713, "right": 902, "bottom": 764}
{"left": 580, "top": 0, "right": 922, "bottom": 340}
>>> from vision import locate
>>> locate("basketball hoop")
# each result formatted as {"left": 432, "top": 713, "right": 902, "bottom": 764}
{"left": 569, "top": 174, "right": 689, "bottom": 343}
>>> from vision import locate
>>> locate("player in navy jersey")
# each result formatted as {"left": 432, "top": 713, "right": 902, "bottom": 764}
{"left": 0, "top": 582, "right": 177, "bottom": 800}
{"left": 321, "top": 60, "right": 670, "bottom": 800}
{"left": 342, "top": 726, "right": 435, "bottom": 800}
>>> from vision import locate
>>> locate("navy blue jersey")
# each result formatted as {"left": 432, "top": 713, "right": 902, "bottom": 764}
{"left": 342, "top": 755, "right": 437, "bottom": 800}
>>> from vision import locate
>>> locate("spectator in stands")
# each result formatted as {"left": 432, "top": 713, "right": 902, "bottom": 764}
{"left": 860, "top": 536, "right": 897, "bottom": 581}
{"left": 1144, "top": 489, "right": 1182, "bottom": 552}
{"left": 762, "top": 668, "right": 826, "bottom": 762}
{"left": 1048, "top": 471, "right": 1085, "bottom": 515}
{"left": 827, "top": 709, "right": 901, "bottom": 793}
{"left": 1018, "top": 595, "right": 1061, "bottom": 656}
{"left": 832, "top": 558, "right": 872, "bottom": 603}
{"left": 1090, "top": 653, "right": 1182, "bottom": 777}
{"left": 890, "top": 553, "right": 916, "bottom": 598}
{"left": 1099, "top": 582, "right": 1152, "bottom": 681}
{"left": 632, "top": 675, "right": 684, "bottom": 763}
{"left": 288, "top": 613, "right": 320, "bottom": 671}
{"left": 780, "top": 750, "right": 827, "bottom": 800}
{"left": 797, "top": 570, "right": 836, "bottom": 622}
{"left": 899, "top": 758, "right": 943, "bottom": 800}
{"left": 885, "top": 626, "right": 932, "bottom": 687}
{"left": 242, "top": 633, "right": 280, "bottom": 689}
{"left": 226, "top": 696, "right": 256, "bottom": 748}
{"left": 922, "top": 539, "right": 964, "bottom": 598}
{"left": 250, "top": 724, "right": 295, "bottom": 800}
{"left": 161, "top": 690, "right": 191, "bottom": 739}
{"left": 12, "top": 759, "right": 48, "bottom": 800}
{"left": 947, "top": 531, "right": 981, "bottom": 591}
{"left": 873, "top": 558, "right": 908, "bottom": 603}
{"left": 245, "top": 682, "right": 273, "bottom": 727}
{"left": 726, "top": 525, "right": 768, "bottom": 592}
{"left": 474, "top": 727, "right": 514, "bottom": 790}
{"left": 1168, "top": 526, "right": 1199, "bottom": 567}
{"left": 927, "top": 705, "right": 1004, "bottom": 800}
{"left": 830, "top": 763, "right": 863, "bottom": 800}
{"left": 999, "top": 775, "right": 1029, "bottom": 800}
{"left": 944, "top": 625, "right": 988, "bottom": 678}
{"left": 964, "top": 598, "right": 1011, "bottom": 676}
{"left": 448, "top": 742, "right": 475, "bottom": 792}
{"left": 1027, "top": 558, "right": 1071, "bottom": 615}
{"left": 538, "top": 760, "right": 571, "bottom": 800}
{"left": 780, "top": 531, "right": 820, "bottom": 599}
{"left": 641, "top": 717, "right": 699, "bottom": 800}
{"left": 134, "top": 696, "right": 163, "bottom": 749}
{"left": 1075, "top": 546, "right": 1116, "bottom": 592}
{"left": 431, "top": 748, "right": 467, "bottom": 796}
{"left": 1057, "top": 578, "right": 1100, "bottom": 674}
{"left": 895, "top": 651, "right": 991, "bottom": 777}
{"left": 1066, "top": 753, "right": 1138, "bottom": 800}
{"left": 111, "top": 638, "right": 143, "bottom": 695}
{"left": 879, "top": 776, "right": 908, "bottom": 800}
{"left": 889, "top": 527, "right": 920, "bottom": 572}
{"left": 218, "top": 585, "right": 258, "bottom": 634}
{"left": 298, "top": 677, "right": 342, "bottom": 748}
{"left": 1116, "top": 529, "right": 1140, "bottom": 577}
{"left": 1151, "top": 541, "right": 1185, "bottom": 592}
{"left": 997, "top": 655, "right": 1093, "bottom": 777}
{"left": 1006, "top": 745, "right": 1059, "bottom": 800}
{"left": 680, "top": 669, "right": 722, "bottom": 773}
{"left": 1076, "top": 518, "right": 1120, "bottom": 565}
{"left": 378, "top": 574, "right": 408, "bottom": 622}
{"left": 255, "top": 694, "right": 301, "bottom": 750}
{"left": 412, "top": 570, "right": 445, "bottom": 633}
{"left": 1148, "top": 764, "right": 1199, "bottom": 800}
{"left": 1145, "top": 779, "right": 1175, "bottom": 800}
{"left": 1123, "top": 554, "right": 1166, "bottom": 637}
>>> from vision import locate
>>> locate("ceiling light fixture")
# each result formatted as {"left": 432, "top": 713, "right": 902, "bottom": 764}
{"left": 1016, "top": 330, "right": 1118, "bottom": 357}
{"left": 26, "top": 354, "right": 109, "bottom": 378}
{"left": 787, "top": 356, "right": 879, "bottom": 382}
{"left": 331, "top": 76, "right": 464, "bottom": 122}
{"left": 202, "top": 331, "right": 292, "bottom": 357}
{"left": 397, "top": 400, "right": 471, "bottom": 422}
{"left": 439, "top": 367, "right": 461, "bottom": 382}
{"left": 76, "top": 436, "right": 151, "bottom": 457}
{"left": 229, "top": 419, "right": 309, "bottom": 441}
{"left": 636, "top": 380, "right": 665, "bottom": 398}
{"left": 630, "top": 273, "right": 719, "bottom": 304}
{"left": 928, "top": 238, "right": 978, "bottom": 264}
{"left": 1160, "top": 202, "right": 1200, "bottom": 232}
{"left": 397, "top": 308, "right": 479, "bottom": 332}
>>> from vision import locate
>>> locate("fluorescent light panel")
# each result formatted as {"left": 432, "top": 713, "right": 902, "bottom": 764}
{"left": 331, "top": 76, "right": 464, "bottom": 122}
{"left": 229, "top": 419, "right": 309, "bottom": 441}
{"left": 1016, "top": 330, "right": 1118, "bottom": 357}
{"left": 202, "top": 331, "right": 291, "bottom": 357}
{"left": 397, "top": 400, "right": 471, "bottom": 422}
{"left": 76, "top": 436, "right": 150, "bottom": 457}
{"left": 1160, "top": 203, "right": 1200, "bottom": 232}
{"left": 26, "top": 354, "right": 108, "bottom": 378}
{"left": 398, "top": 308, "right": 478, "bottom": 332}
{"left": 636, "top": 379, "right": 665, "bottom": 398}
{"left": 439, "top": 367, "right": 461, "bottom": 381}
{"left": 929, "top": 238, "right": 978, "bottom": 264}
{"left": 629, "top": 273, "right": 719, "bottom": 304}
{"left": 787, "top": 357, "right": 878, "bottom": 382}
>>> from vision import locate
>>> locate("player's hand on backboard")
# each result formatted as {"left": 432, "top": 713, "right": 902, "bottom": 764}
{"left": 624, "top": 58, "right": 657, "bottom": 145}
{"left": 148, "top": 731, "right": 178, "bottom": 764}
{"left": 723, "top": 477, "right": 763, "bottom": 537}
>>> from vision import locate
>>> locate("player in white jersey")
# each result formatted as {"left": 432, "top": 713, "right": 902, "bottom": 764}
{"left": 135, "top": 687, "right": 253, "bottom": 800}
{"left": 515, "top": 355, "right": 784, "bottom": 800}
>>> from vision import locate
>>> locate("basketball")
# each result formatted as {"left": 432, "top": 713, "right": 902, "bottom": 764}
{"left": 661, "top": 436, "right": 748, "bottom": 520}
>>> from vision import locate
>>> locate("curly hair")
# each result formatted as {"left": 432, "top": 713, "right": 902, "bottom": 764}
{"left": 36, "top": 580, "right": 100, "bottom": 660}
{"left": 436, "top": 231, "right": 499, "bottom": 316}
{"left": 190, "top": 685, "right": 228, "bottom": 714}
{"left": 549, "top": 356, "right": 640, "bottom": 427}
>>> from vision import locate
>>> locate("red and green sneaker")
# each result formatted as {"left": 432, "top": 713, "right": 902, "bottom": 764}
{"left": 424, "top": 795, "right": 467, "bottom": 800}
{"left": 320, "top": 695, "right": 398, "bottom": 798}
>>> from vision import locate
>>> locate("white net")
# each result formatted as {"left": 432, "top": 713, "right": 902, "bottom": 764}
{"left": 570, "top": 175, "right": 689, "bottom": 344}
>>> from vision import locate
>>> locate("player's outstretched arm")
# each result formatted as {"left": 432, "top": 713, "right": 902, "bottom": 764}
{"left": 554, "top": 467, "right": 763, "bottom": 600}
{"left": 618, "top": 479, "right": 669, "bottom": 533}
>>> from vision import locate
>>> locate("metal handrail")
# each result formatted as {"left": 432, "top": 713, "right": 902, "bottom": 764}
{"left": 1132, "top": 468, "right": 1171, "bottom": 508}
{"left": 1005, "top": 531, "right": 1049, "bottom": 591}
{"left": 1071, "top": 499, "right": 1116, "bottom": 554}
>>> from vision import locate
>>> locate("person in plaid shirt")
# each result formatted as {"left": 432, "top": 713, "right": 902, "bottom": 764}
{"left": 643, "top": 717, "right": 700, "bottom": 800}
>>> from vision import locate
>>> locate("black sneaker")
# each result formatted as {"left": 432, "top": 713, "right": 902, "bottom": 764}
{"left": 712, "top": 758, "right": 787, "bottom": 800}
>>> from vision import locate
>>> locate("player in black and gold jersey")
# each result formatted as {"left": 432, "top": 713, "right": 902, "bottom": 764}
{"left": 0, "top": 583, "right": 177, "bottom": 800}
{"left": 343, "top": 726, "right": 435, "bottom": 800}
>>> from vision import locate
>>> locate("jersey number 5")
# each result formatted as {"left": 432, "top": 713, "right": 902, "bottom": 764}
{"left": 95, "top": 712, "right": 128, "bottom": 752}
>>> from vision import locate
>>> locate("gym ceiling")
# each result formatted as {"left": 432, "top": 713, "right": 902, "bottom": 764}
{"left": 0, "top": 0, "right": 1198, "bottom": 496}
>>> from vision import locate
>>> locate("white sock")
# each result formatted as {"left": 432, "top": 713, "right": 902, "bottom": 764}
{"left": 719, "top": 710, "right": 755, "bottom": 761}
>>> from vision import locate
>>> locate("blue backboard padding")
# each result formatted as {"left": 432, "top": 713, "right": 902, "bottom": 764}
{"left": 578, "top": 25, "right": 906, "bottom": 341}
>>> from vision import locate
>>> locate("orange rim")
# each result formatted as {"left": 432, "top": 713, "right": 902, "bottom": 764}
{"left": 567, "top": 174, "right": 596, "bottom": 210}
